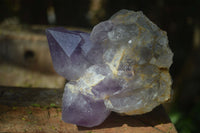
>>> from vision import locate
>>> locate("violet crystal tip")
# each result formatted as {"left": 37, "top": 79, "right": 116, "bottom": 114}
{"left": 46, "top": 27, "right": 94, "bottom": 80}
{"left": 46, "top": 9, "right": 173, "bottom": 127}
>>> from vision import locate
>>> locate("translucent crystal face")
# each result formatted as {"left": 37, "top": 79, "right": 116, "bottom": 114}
{"left": 46, "top": 9, "right": 173, "bottom": 127}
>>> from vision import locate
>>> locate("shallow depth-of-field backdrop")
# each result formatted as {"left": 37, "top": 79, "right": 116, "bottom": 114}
{"left": 0, "top": 0, "right": 200, "bottom": 132}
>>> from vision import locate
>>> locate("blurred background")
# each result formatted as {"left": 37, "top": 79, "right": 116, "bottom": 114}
{"left": 0, "top": 0, "right": 200, "bottom": 132}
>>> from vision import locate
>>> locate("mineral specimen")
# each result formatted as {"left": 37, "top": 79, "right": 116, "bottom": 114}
{"left": 46, "top": 9, "right": 173, "bottom": 127}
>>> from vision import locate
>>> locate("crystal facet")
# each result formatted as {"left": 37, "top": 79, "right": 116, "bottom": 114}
{"left": 46, "top": 9, "right": 173, "bottom": 127}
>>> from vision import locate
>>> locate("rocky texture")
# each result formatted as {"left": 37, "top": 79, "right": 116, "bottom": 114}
{"left": 0, "top": 104, "right": 177, "bottom": 133}
{"left": 46, "top": 9, "right": 173, "bottom": 127}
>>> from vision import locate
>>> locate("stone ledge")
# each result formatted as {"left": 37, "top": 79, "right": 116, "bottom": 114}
{"left": 0, "top": 86, "right": 177, "bottom": 133}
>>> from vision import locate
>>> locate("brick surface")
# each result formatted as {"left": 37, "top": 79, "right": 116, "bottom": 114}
{"left": 0, "top": 104, "right": 177, "bottom": 133}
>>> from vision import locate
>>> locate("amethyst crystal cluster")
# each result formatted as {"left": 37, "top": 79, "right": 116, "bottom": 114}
{"left": 46, "top": 9, "right": 173, "bottom": 127}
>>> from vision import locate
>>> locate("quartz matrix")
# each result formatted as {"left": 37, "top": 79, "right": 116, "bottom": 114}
{"left": 46, "top": 9, "right": 173, "bottom": 127}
